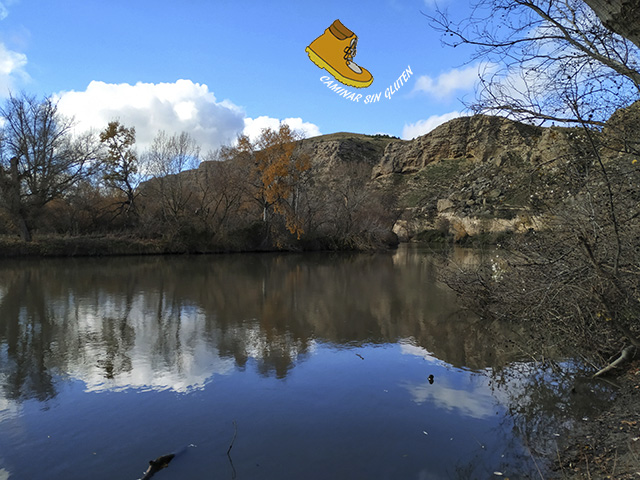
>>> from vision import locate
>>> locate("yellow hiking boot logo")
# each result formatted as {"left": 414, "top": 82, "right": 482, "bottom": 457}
{"left": 305, "top": 19, "right": 373, "bottom": 88}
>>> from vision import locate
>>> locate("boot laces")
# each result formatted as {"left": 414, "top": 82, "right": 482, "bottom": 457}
{"left": 343, "top": 38, "right": 363, "bottom": 74}
{"left": 343, "top": 38, "right": 358, "bottom": 63}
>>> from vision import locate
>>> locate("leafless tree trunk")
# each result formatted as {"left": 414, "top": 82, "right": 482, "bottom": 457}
{"left": 583, "top": 0, "right": 640, "bottom": 48}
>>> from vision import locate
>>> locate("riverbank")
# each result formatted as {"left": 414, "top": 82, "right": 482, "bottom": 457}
{"left": 0, "top": 234, "right": 169, "bottom": 257}
{"left": 0, "top": 231, "right": 400, "bottom": 257}
{"left": 554, "top": 360, "right": 640, "bottom": 479}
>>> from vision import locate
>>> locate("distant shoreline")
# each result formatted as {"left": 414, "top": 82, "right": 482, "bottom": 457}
{"left": 0, "top": 232, "right": 400, "bottom": 258}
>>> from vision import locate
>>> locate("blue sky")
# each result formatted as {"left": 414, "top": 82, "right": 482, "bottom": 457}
{"left": 0, "top": 0, "right": 481, "bottom": 152}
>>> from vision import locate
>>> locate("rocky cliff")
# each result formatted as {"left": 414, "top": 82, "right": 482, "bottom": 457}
{"left": 372, "top": 115, "right": 546, "bottom": 176}
{"left": 298, "top": 114, "right": 596, "bottom": 242}
{"left": 295, "top": 132, "right": 402, "bottom": 171}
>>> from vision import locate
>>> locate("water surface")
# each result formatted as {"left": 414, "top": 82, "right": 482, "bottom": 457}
{"left": 0, "top": 246, "right": 568, "bottom": 479}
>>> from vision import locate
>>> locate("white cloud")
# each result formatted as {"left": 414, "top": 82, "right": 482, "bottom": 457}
{"left": 0, "top": 0, "right": 16, "bottom": 21}
{"left": 55, "top": 79, "right": 247, "bottom": 153}
{"left": 402, "top": 111, "right": 467, "bottom": 139}
{"left": 413, "top": 63, "right": 495, "bottom": 98}
{"left": 243, "top": 115, "right": 321, "bottom": 142}
{"left": 398, "top": 347, "right": 495, "bottom": 419}
{"left": 0, "top": 42, "right": 28, "bottom": 96}
{"left": 55, "top": 80, "right": 322, "bottom": 153}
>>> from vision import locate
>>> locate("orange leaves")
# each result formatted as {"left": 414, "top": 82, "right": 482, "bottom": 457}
{"left": 250, "top": 125, "right": 310, "bottom": 237}
{"left": 222, "top": 124, "right": 310, "bottom": 242}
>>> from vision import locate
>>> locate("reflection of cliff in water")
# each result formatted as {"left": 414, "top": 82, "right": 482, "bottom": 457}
{"left": 0, "top": 246, "right": 517, "bottom": 402}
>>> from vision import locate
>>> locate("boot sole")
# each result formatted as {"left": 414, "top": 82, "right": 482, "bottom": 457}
{"left": 305, "top": 47, "right": 373, "bottom": 89}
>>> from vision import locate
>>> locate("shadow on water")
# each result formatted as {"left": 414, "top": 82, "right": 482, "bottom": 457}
{"left": 0, "top": 245, "right": 615, "bottom": 479}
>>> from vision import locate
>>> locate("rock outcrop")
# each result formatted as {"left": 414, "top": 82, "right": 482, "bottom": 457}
{"left": 287, "top": 114, "right": 596, "bottom": 242}
{"left": 361, "top": 115, "right": 592, "bottom": 241}
{"left": 373, "top": 115, "right": 555, "bottom": 176}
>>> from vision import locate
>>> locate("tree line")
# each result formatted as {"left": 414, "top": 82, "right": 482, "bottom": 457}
{"left": 0, "top": 93, "right": 397, "bottom": 251}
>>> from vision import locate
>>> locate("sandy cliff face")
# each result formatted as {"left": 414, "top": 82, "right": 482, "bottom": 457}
{"left": 372, "top": 115, "right": 563, "bottom": 177}
{"left": 295, "top": 115, "right": 591, "bottom": 241}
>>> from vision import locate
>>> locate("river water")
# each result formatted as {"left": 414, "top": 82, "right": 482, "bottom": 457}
{"left": 0, "top": 245, "right": 607, "bottom": 479}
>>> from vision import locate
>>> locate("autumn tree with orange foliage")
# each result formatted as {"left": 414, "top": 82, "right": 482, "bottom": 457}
{"left": 234, "top": 125, "right": 311, "bottom": 243}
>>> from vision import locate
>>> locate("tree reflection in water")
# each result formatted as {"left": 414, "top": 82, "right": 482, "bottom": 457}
{"left": 0, "top": 246, "right": 613, "bottom": 478}
{"left": 488, "top": 361, "right": 615, "bottom": 466}
{"left": 0, "top": 249, "right": 514, "bottom": 400}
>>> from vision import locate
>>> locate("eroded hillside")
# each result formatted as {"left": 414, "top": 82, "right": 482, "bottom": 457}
{"left": 289, "top": 114, "right": 604, "bottom": 243}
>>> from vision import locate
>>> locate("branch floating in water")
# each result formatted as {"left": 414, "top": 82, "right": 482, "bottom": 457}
{"left": 227, "top": 420, "right": 238, "bottom": 456}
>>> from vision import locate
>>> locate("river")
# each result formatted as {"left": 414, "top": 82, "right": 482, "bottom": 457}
{"left": 0, "top": 245, "right": 608, "bottom": 479}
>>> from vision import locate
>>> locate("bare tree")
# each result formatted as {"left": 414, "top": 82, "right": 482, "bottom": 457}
{"left": 144, "top": 131, "right": 200, "bottom": 228}
{"left": 0, "top": 93, "right": 99, "bottom": 241}
{"left": 320, "top": 162, "right": 387, "bottom": 239}
{"left": 444, "top": 144, "right": 640, "bottom": 363}
{"left": 193, "top": 151, "right": 248, "bottom": 239}
{"left": 428, "top": 1, "right": 640, "bottom": 370}
{"left": 427, "top": 0, "right": 640, "bottom": 126}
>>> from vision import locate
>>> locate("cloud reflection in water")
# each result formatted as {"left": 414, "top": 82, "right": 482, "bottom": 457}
{"left": 400, "top": 342, "right": 496, "bottom": 419}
